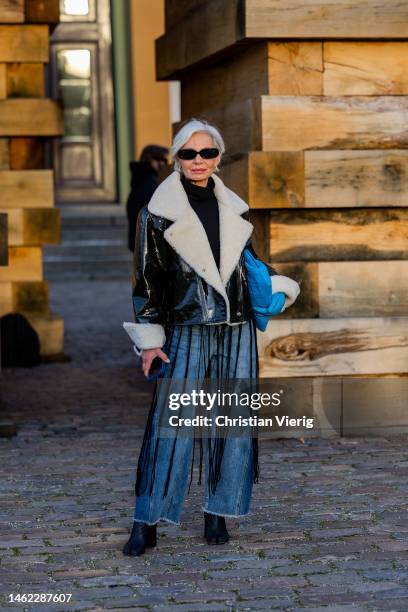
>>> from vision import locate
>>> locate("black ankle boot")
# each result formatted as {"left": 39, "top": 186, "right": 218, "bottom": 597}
{"left": 204, "top": 512, "right": 230, "bottom": 544}
{"left": 122, "top": 521, "right": 157, "bottom": 556}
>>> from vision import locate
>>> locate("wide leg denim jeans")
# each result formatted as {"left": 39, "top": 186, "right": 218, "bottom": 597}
{"left": 133, "top": 319, "right": 259, "bottom": 525}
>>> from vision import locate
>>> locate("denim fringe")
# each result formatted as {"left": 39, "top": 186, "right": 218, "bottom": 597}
{"left": 135, "top": 318, "right": 260, "bottom": 498}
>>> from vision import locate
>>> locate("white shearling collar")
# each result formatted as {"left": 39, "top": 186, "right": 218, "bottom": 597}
{"left": 147, "top": 171, "right": 254, "bottom": 319}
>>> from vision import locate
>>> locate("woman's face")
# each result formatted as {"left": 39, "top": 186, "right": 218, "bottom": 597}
{"left": 177, "top": 131, "right": 221, "bottom": 186}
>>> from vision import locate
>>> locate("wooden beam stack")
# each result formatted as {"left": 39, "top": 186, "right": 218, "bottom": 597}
{"left": 157, "top": 1, "right": 408, "bottom": 430}
{"left": 0, "top": 0, "right": 64, "bottom": 357}
{"left": 0, "top": 212, "right": 7, "bottom": 265}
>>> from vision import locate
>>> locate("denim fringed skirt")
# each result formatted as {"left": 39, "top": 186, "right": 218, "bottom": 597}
{"left": 133, "top": 318, "right": 260, "bottom": 525}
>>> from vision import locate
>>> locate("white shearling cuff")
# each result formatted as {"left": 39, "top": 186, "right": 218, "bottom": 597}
{"left": 271, "top": 275, "right": 300, "bottom": 311}
{"left": 122, "top": 322, "right": 166, "bottom": 356}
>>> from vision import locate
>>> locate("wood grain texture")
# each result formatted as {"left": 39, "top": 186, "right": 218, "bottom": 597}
{"left": 267, "top": 42, "right": 323, "bottom": 95}
{"left": 319, "top": 261, "right": 408, "bottom": 317}
{"left": 0, "top": 0, "right": 24, "bottom": 23}
{"left": 0, "top": 280, "right": 49, "bottom": 315}
{"left": 239, "top": 375, "right": 408, "bottom": 435}
{"left": 10, "top": 137, "right": 45, "bottom": 169}
{"left": 13, "top": 280, "right": 49, "bottom": 313}
{"left": 156, "top": 0, "right": 243, "bottom": 79}
{"left": 259, "top": 260, "right": 408, "bottom": 318}
{"left": 192, "top": 95, "right": 408, "bottom": 154}
{"left": 180, "top": 43, "right": 269, "bottom": 116}
{"left": 0, "top": 99, "right": 63, "bottom": 135}
{"left": 25, "top": 313, "right": 64, "bottom": 355}
{"left": 165, "top": 0, "right": 208, "bottom": 29}
{"left": 180, "top": 41, "right": 323, "bottom": 116}
{"left": 0, "top": 212, "right": 7, "bottom": 265}
{"left": 0, "top": 25, "right": 48, "bottom": 62}
{"left": 1, "top": 208, "right": 59, "bottom": 245}
{"left": 257, "top": 317, "right": 408, "bottom": 378}
{"left": 0, "top": 281, "right": 12, "bottom": 312}
{"left": 220, "top": 149, "right": 408, "bottom": 209}
{"left": 7, "top": 63, "right": 44, "bottom": 97}
{"left": 25, "top": 0, "right": 60, "bottom": 23}
{"left": 157, "top": 1, "right": 408, "bottom": 78}
{"left": 24, "top": 208, "right": 60, "bottom": 245}
{"left": 342, "top": 377, "right": 408, "bottom": 433}
{"left": 174, "top": 98, "right": 260, "bottom": 156}
{"left": 3, "top": 208, "right": 24, "bottom": 244}
{"left": 245, "top": 0, "right": 408, "bottom": 38}
{"left": 0, "top": 246, "right": 42, "bottom": 281}
{"left": 260, "top": 95, "right": 408, "bottom": 151}
{"left": 305, "top": 150, "right": 408, "bottom": 207}
{"left": 219, "top": 155, "right": 249, "bottom": 202}
{"left": 0, "top": 64, "right": 6, "bottom": 99}
{"left": 249, "top": 208, "right": 270, "bottom": 264}
{"left": 271, "top": 262, "right": 319, "bottom": 319}
{"left": 269, "top": 208, "right": 408, "bottom": 261}
{"left": 0, "top": 138, "right": 8, "bottom": 168}
{"left": 324, "top": 42, "right": 408, "bottom": 95}
{"left": 0, "top": 170, "right": 54, "bottom": 207}
{"left": 221, "top": 151, "right": 305, "bottom": 208}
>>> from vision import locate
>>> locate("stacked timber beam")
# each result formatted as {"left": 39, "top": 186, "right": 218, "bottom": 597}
{"left": 157, "top": 0, "right": 408, "bottom": 433}
{"left": 0, "top": 213, "right": 7, "bottom": 265}
{"left": 0, "top": 0, "right": 64, "bottom": 358}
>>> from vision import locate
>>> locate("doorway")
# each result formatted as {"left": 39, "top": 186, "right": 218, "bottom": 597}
{"left": 49, "top": 0, "right": 117, "bottom": 203}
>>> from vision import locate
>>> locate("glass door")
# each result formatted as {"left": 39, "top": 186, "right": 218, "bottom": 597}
{"left": 49, "top": 0, "right": 117, "bottom": 203}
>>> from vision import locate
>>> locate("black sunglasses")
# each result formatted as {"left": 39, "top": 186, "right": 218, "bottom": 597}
{"left": 176, "top": 148, "right": 220, "bottom": 160}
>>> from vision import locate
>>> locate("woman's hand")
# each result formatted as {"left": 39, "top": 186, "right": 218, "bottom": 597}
{"left": 141, "top": 347, "right": 170, "bottom": 377}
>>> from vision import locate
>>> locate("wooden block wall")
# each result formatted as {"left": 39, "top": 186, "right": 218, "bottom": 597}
{"left": 160, "top": 1, "right": 408, "bottom": 381}
{"left": 157, "top": 2, "right": 408, "bottom": 80}
{"left": 0, "top": 0, "right": 64, "bottom": 357}
{"left": 0, "top": 213, "right": 7, "bottom": 265}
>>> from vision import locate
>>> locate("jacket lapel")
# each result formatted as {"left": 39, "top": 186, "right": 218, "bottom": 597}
{"left": 147, "top": 171, "right": 253, "bottom": 298}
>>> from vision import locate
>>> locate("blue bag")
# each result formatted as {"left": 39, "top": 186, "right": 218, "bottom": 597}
{"left": 243, "top": 248, "right": 286, "bottom": 332}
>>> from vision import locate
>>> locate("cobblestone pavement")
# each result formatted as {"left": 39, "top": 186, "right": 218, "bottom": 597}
{"left": 1, "top": 280, "right": 408, "bottom": 611}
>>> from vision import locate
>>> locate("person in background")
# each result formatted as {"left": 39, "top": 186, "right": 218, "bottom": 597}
{"left": 126, "top": 145, "right": 169, "bottom": 253}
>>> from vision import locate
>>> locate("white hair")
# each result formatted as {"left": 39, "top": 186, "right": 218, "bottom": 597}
{"left": 170, "top": 118, "right": 225, "bottom": 173}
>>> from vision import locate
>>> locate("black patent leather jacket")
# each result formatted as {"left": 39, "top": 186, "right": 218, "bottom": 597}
{"left": 130, "top": 171, "right": 277, "bottom": 350}
{"left": 131, "top": 210, "right": 277, "bottom": 327}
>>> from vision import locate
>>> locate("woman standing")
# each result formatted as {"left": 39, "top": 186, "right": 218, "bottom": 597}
{"left": 123, "top": 119, "right": 300, "bottom": 556}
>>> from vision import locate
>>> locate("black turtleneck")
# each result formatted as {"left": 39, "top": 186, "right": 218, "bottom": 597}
{"left": 180, "top": 174, "right": 220, "bottom": 270}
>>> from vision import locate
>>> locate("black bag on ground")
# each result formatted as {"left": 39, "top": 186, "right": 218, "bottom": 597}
{"left": 0, "top": 313, "right": 41, "bottom": 368}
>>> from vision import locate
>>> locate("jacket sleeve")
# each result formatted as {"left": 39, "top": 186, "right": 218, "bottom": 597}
{"left": 123, "top": 207, "right": 169, "bottom": 355}
{"left": 242, "top": 209, "right": 300, "bottom": 312}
